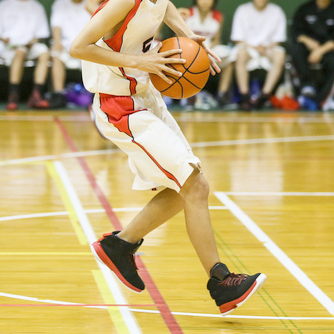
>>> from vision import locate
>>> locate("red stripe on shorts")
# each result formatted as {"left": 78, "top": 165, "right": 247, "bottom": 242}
{"left": 100, "top": 94, "right": 182, "bottom": 189}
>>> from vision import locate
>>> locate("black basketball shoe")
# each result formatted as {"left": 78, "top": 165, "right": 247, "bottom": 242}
{"left": 91, "top": 231, "right": 145, "bottom": 293}
{"left": 207, "top": 263, "right": 267, "bottom": 315}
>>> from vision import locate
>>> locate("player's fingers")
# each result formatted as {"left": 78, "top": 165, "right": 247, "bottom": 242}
{"left": 160, "top": 48, "right": 186, "bottom": 61}
{"left": 162, "top": 65, "right": 183, "bottom": 78}
{"left": 204, "top": 47, "right": 221, "bottom": 63}
{"left": 155, "top": 71, "right": 174, "bottom": 84}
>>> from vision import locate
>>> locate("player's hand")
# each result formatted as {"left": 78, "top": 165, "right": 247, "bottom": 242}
{"left": 138, "top": 42, "right": 186, "bottom": 84}
{"left": 189, "top": 34, "right": 221, "bottom": 75}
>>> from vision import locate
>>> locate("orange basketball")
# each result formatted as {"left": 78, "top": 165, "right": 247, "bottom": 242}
{"left": 149, "top": 37, "right": 210, "bottom": 99}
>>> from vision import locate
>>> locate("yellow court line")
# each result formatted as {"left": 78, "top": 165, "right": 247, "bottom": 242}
{"left": 45, "top": 161, "right": 87, "bottom": 245}
{"left": 92, "top": 270, "right": 130, "bottom": 334}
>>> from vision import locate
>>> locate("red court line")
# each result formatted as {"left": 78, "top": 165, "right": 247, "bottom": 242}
{"left": 54, "top": 117, "right": 183, "bottom": 334}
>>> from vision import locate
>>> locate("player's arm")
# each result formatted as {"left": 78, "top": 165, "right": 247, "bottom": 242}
{"left": 70, "top": 0, "right": 184, "bottom": 83}
{"left": 51, "top": 26, "right": 63, "bottom": 52}
{"left": 163, "top": 1, "right": 221, "bottom": 74}
{"left": 85, "top": 0, "right": 103, "bottom": 15}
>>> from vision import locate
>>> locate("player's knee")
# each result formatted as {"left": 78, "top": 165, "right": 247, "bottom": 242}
{"left": 180, "top": 170, "right": 210, "bottom": 202}
{"left": 236, "top": 49, "right": 249, "bottom": 65}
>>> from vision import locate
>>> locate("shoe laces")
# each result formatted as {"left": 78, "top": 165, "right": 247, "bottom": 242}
{"left": 219, "top": 273, "right": 248, "bottom": 287}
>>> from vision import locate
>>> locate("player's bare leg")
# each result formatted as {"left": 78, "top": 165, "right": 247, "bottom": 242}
{"left": 235, "top": 47, "right": 251, "bottom": 95}
{"left": 179, "top": 168, "right": 220, "bottom": 275}
{"left": 9, "top": 49, "right": 26, "bottom": 84}
{"left": 7, "top": 49, "right": 26, "bottom": 110}
{"left": 262, "top": 48, "right": 286, "bottom": 95}
{"left": 51, "top": 57, "right": 66, "bottom": 92}
{"left": 118, "top": 187, "right": 184, "bottom": 243}
{"left": 34, "top": 52, "right": 49, "bottom": 84}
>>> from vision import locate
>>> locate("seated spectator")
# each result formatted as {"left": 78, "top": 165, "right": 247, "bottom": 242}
{"left": 179, "top": 0, "right": 234, "bottom": 109}
{"left": 50, "top": 0, "right": 91, "bottom": 109}
{"left": 231, "top": 0, "right": 286, "bottom": 110}
{"left": 0, "top": 0, "right": 50, "bottom": 111}
{"left": 290, "top": 0, "right": 334, "bottom": 110}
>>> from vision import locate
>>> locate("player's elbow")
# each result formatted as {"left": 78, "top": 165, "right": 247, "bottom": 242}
{"left": 69, "top": 40, "right": 83, "bottom": 59}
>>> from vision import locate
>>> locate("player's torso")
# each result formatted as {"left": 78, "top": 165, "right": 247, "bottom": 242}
{"left": 83, "top": 0, "right": 168, "bottom": 96}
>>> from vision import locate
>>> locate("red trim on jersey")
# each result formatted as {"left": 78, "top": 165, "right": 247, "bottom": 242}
{"left": 99, "top": 93, "right": 182, "bottom": 189}
{"left": 92, "top": 0, "right": 109, "bottom": 17}
{"left": 103, "top": 0, "right": 142, "bottom": 52}
{"left": 189, "top": 7, "right": 194, "bottom": 16}
{"left": 119, "top": 68, "right": 138, "bottom": 96}
{"left": 101, "top": 0, "right": 142, "bottom": 94}
{"left": 100, "top": 94, "right": 137, "bottom": 136}
{"left": 212, "top": 9, "right": 223, "bottom": 23}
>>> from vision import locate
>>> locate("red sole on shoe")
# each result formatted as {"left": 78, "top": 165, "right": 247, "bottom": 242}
{"left": 91, "top": 241, "right": 143, "bottom": 293}
{"left": 219, "top": 274, "right": 267, "bottom": 315}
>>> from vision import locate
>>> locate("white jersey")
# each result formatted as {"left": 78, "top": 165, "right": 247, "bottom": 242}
{"left": 185, "top": 6, "right": 222, "bottom": 49}
{"left": 231, "top": 2, "right": 286, "bottom": 47}
{"left": 82, "top": 0, "right": 168, "bottom": 96}
{"left": 0, "top": 0, "right": 50, "bottom": 46}
{"left": 51, "top": 0, "right": 91, "bottom": 51}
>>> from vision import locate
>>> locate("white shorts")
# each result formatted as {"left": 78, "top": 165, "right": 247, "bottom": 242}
{"left": 2, "top": 43, "right": 49, "bottom": 66}
{"left": 92, "top": 83, "right": 201, "bottom": 192}
{"left": 231, "top": 44, "right": 285, "bottom": 71}
{"left": 211, "top": 44, "right": 234, "bottom": 68}
{"left": 51, "top": 49, "right": 82, "bottom": 69}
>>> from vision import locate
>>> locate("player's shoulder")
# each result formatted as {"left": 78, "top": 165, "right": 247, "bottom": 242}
{"left": 266, "top": 3, "right": 286, "bottom": 17}
{"left": 29, "top": 0, "right": 46, "bottom": 10}
{"left": 51, "top": 0, "right": 67, "bottom": 10}
{"left": 97, "top": 0, "right": 135, "bottom": 13}
{"left": 211, "top": 9, "right": 223, "bottom": 23}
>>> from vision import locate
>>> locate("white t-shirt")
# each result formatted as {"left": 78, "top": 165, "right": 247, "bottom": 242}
{"left": 185, "top": 7, "right": 222, "bottom": 49}
{"left": 0, "top": 0, "right": 50, "bottom": 46}
{"left": 51, "top": 0, "right": 91, "bottom": 51}
{"left": 231, "top": 2, "right": 286, "bottom": 47}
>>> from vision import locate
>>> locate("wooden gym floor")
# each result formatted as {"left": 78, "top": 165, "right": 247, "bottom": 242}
{"left": 0, "top": 110, "right": 333, "bottom": 333}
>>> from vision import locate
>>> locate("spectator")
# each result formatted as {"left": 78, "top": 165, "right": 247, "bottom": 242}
{"left": 50, "top": 0, "right": 91, "bottom": 109}
{"left": 290, "top": 0, "right": 334, "bottom": 110}
{"left": 0, "top": 0, "right": 50, "bottom": 111}
{"left": 231, "top": 0, "right": 286, "bottom": 110}
{"left": 179, "top": 0, "right": 233, "bottom": 109}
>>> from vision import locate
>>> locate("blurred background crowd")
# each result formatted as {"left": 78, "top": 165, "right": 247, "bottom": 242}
{"left": 0, "top": 0, "right": 334, "bottom": 112}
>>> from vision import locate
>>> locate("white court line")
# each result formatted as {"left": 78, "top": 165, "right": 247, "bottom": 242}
{"left": 0, "top": 148, "right": 120, "bottom": 166}
{"left": 224, "top": 192, "right": 334, "bottom": 197}
{"left": 215, "top": 192, "right": 334, "bottom": 316}
{"left": 1, "top": 291, "right": 333, "bottom": 321}
{"left": 1, "top": 134, "right": 334, "bottom": 166}
{"left": 53, "top": 161, "right": 141, "bottom": 333}
{"left": 191, "top": 134, "right": 334, "bottom": 148}
{"left": 175, "top": 115, "right": 334, "bottom": 124}
{"left": 1, "top": 114, "right": 333, "bottom": 124}
{"left": 0, "top": 206, "right": 227, "bottom": 223}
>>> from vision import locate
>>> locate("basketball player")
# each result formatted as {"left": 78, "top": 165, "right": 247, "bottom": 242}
{"left": 70, "top": 0, "right": 266, "bottom": 315}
